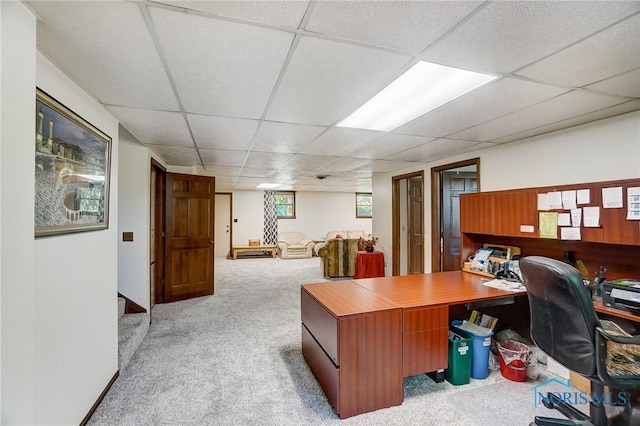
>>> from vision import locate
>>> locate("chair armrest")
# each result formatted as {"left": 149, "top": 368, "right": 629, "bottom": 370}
{"left": 595, "top": 326, "right": 640, "bottom": 390}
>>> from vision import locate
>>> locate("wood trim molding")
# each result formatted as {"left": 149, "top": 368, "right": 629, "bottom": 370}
{"left": 430, "top": 158, "right": 480, "bottom": 273}
{"left": 80, "top": 371, "right": 119, "bottom": 426}
{"left": 391, "top": 170, "right": 424, "bottom": 276}
{"left": 118, "top": 292, "right": 147, "bottom": 314}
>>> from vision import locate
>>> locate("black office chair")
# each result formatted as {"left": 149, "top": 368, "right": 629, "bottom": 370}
{"left": 519, "top": 256, "right": 640, "bottom": 426}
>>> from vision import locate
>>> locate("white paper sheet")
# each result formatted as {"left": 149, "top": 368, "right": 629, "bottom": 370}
{"left": 583, "top": 206, "right": 600, "bottom": 227}
{"left": 557, "top": 213, "right": 571, "bottom": 226}
{"left": 537, "top": 193, "right": 550, "bottom": 211}
{"left": 562, "top": 190, "right": 577, "bottom": 210}
{"left": 548, "top": 192, "right": 563, "bottom": 210}
{"left": 577, "top": 189, "right": 590, "bottom": 204}
{"left": 571, "top": 208, "right": 582, "bottom": 227}
{"left": 602, "top": 187, "right": 623, "bottom": 208}
{"left": 561, "top": 227, "right": 581, "bottom": 240}
{"left": 627, "top": 187, "right": 640, "bottom": 220}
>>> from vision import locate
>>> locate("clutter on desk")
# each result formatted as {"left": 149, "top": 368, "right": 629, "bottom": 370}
{"left": 602, "top": 278, "right": 640, "bottom": 315}
{"left": 482, "top": 278, "right": 525, "bottom": 292}
{"left": 462, "top": 243, "right": 521, "bottom": 279}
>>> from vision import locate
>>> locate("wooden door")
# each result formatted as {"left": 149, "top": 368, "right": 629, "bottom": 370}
{"left": 442, "top": 172, "right": 477, "bottom": 271}
{"left": 214, "top": 193, "right": 231, "bottom": 258}
{"left": 408, "top": 176, "right": 424, "bottom": 275}
{"left": 165, "top": 173, "right": 215, "bottom": 302}
{"left": 150, "top": 161, "right": 165, "bottom": 305}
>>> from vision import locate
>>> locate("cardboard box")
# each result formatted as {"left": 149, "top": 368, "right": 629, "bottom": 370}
{"left": 248, "top": 239, "right": 260, "bottom": 246}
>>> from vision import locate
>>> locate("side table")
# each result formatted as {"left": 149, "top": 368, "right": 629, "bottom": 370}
{"left": 354, "top": 251, "right": 385, "bottom": 279}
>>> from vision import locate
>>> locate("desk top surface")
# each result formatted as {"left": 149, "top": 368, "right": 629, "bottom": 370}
{"left": 352, "top": 271, "right": 526, "bottom": 308}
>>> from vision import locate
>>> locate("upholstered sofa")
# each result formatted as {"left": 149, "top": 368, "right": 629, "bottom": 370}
{"left": 316, "top": 230, "right": 369, "bottom": 278}
{"left": 276, "top": 231, "right": 315, "bottom": 259}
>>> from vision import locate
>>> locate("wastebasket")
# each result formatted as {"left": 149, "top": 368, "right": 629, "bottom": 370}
{"left": 446, "top": 329, "right": 472, "bottom": 385}
{"left": 451, "top": 320, "right": 493, "bottom": 379}
{"left": 497, "top": 340, "right": 531, "bottom": 382}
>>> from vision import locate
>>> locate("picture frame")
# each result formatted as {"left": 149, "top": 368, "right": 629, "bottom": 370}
{"left": 35, "top": 88, "right": 112, "bottom": 237}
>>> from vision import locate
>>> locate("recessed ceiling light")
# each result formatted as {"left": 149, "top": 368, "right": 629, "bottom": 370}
{"left": 337, "top": 61, "right": 497, "bottom": 132}
{"left": 257, "top": 183, "right": 281, "bottom": 189}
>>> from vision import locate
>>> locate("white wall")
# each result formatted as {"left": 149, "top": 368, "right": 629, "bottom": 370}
{"left": 118, "top": 126, "right": 150, "bottom": 310}
{"left": 373, "top": 111, "right": 640, "bottom": 275}
{"left": 34, "top": 53, "right": 119, "bottom": 425}
{"left": 231, "top": 190, "right": 372, "bottom": 245}
{"left": 1, "top": 3, "right": 37, "bottom": 423}
{"left": 278, "top": 191, "right": 372, "bottom": 239}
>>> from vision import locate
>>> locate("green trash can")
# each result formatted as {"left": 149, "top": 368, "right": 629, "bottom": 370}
{"left": 446, "top": 329, "right": 472, "bottom": 385}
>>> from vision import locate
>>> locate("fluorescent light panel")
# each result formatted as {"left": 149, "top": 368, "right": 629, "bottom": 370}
{"left": 337, "top": 61, "right": 497, "bottom": 132}
{"left": 257, "top": 183, "right": 281, "bottom": 189}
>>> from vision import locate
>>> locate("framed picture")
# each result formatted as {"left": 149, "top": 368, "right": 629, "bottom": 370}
{"left": 35, "top": 88, "right": 112, "bottom": 237}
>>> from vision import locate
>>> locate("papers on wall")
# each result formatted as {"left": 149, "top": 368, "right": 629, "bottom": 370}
{"left": 561, "top": 227, "right": 581, "bottom": 240}
{"left": 539, "top": 212, "right": 558, "bottom": 239}
{"left": 628, "top": 187, "right": 640, "bottom": 220}
{"left": 602, "top": 187, "right": 623, "bottom": 208}
{"left": 583, "top": 206, "right": 601, "bottom": 227}
{"left": 537, "top": 193, "right": 550, "bottom": 211}
{"left": 548, "top": 192, "right": 563, "bottom": 210}
{"left": 577, "top": 189, "right": 590, "bottom": 205}
{"left": 562, "top": 190, "right": 577, "bottom": 209}
{"left": 557, "top": 213, "right": 571, "bottom": 226}
{"left": 571, "top": 208, "right": 582, "bottom": 227}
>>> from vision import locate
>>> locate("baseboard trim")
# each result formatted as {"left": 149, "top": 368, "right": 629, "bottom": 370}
{"left": 80, "top": 370, "right": 119, "bottom": 426}
{"left": 118, "top": 292, "right": 147, "bottom": 314}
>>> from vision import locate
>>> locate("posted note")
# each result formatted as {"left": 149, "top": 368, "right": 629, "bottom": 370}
{"left": 539, "top": 212, "right": 558, "bottom": 239}
{"left": 583, "top": 206, "right": 600, "bottom": 227}
{"left": 602, "top": 187, "right": 623, "bottom": 208}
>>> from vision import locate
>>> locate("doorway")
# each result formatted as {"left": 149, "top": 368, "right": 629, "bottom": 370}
{"left": 215, "top": 193, "right": 232, "bottom": 258}
{"left": 431, "top": 159, "right": 479, "bottom": 272}
{"left": 392, "top": 171, "right": 424, "bottom": 276}
{"left": 150, "top": 159, "right": 165, "bottom": 307}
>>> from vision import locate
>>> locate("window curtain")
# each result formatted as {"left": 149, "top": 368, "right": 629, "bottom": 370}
{"left": 263, "top": 191, "right": 278, "bottom": 245}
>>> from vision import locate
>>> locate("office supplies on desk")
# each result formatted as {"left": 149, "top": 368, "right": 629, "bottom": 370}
{"left": 602, "top": 279, "right": 640, "bottom": 314}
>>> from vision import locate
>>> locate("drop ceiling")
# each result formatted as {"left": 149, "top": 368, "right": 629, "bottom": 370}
{"left": 28, "top": 1, "right": 640, "bottom": 192}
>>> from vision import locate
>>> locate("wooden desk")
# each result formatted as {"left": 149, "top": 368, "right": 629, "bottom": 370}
{"left": 354, "top": 250, "right": 385, "bottom": 279}
{"left": 300, "top": 271, "right": 526, "bottom": 418}
{"left": 231, "top": 245, "right": 276, "bottom": 260}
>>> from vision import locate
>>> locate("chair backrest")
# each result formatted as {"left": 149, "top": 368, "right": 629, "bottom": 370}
{"left": 520, "top": 256, "right": 601, "bottom": 377}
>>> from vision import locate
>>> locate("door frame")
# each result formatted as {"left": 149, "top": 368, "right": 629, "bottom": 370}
{"left": 214, "top": 192, "right": 233, "bottom": 258}
{"left": 430, "top": 158, "right": 480, "bottom": 273}
{"left": 392, "top": 170, "right": 424, "bottom": 276}
{"left": 150, "top": 158, "right": 166, "bottom": 305}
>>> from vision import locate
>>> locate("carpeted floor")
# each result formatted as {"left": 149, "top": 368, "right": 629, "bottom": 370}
{"left": 89, "top": 257, "right": 575, "bottom": 425}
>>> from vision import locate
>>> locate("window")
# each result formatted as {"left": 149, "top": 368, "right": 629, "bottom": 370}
{"left": 356, "top": 193, "right": 373, "bottom": 218}
{"left": 275, "top": 191, "right": 296, "bottom": 219}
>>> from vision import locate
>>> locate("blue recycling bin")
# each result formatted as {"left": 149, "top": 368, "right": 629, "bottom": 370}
{"left": 451, "top": 320, "right": 493, "bottom": 379}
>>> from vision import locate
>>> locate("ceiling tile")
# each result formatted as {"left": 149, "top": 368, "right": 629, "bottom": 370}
{"left": 300, "top": 128, "right": 384, "bottom": 156}
{"left": 147, "top": 145, "right": 200, "bottom": 166}
{"left": 451, "top": 91, "right": 629, "bottom": 142}
{"left": 243, "top": 151, "right": 293, "bottom": 169}
{"left": 422, "top": 1, "right": 640, "bottom": 73}
{"left": 199, "top": 149, "right": 248, "bottom": 167}
{"left": 317, "top": 157, "right": 374, "bottom": 173}
{"left": 516, "top": 14, "right": 640, "bottom": 87}
{"left": 31, "top": 1, "right": 178, "bottom": 110}
{"left": 492, "top": 101, "right": 640, "bottom": 144}
{"left": 150, "top": 7, "right": 294, "bottom": 118}
{"left": 266, "top": 35, "right": 410, "bottom": 125}
{"left": 158, "top": 1, "right": 310, "bottom": 28}
{"left": 347, "top": 134, "right": 433, "bottom": 159}
{"left": 355, "top": 159, "right": 419, "bottom": 174}
{"left": 305, "top": 1, "right": 482, "bottom": 54}
{"left": 387, "top": 139, "right": 482, "bottom": 162}
{"left": 251, "top": 121, "right": 327, "bottom": 153}
{"left": 108, "top": 106, "right": 193, "bottom": 146}
{"left": 585, "top": 69, "right": 640, "bottom": 98}
{"left": 239, "top": 167, "right": 279, "bottom": 178}
{"left": 395, "top": 78, "right": 569, "bottom": 137}
{"left": 279, "top": 153, "right": 337, "bottom": 170}
{"left": 188, "top": 114, "right": 259, "bottom": 150}
{"left": 198, "top": 165, "right": 242, "bottom": 177}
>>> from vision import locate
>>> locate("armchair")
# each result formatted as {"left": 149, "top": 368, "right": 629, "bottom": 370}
{"left": 276, "top": 232, "right": 315, "bottom": 259}
{"left": 519, "top": 256, "right": 640, "bottom": 426}
{"left": 317, "top": 236, "right": 360, "bottom": 278}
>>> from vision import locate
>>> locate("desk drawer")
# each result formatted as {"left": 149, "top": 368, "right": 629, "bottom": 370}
{"left": 301, "top": 289, "right": 339, "bottom": 365}
{"left": 403, "top": 306, "right": 448, "bottom": 332}
{"left": 302, "top": 324, "right": 340, "bottom": 414}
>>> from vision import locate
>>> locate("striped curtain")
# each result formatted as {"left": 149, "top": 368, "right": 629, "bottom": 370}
{"left": 263, "top": 191, "right": 278, "bottom": 245}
